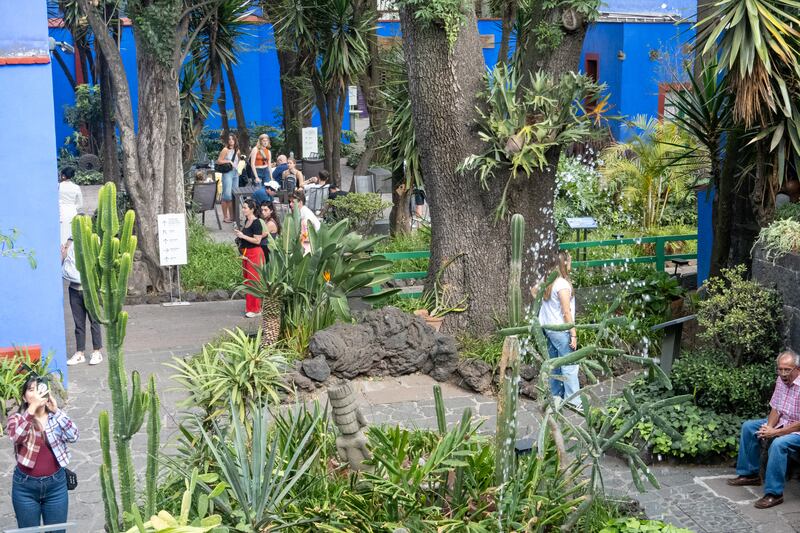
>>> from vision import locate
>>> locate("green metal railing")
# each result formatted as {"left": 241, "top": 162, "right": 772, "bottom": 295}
{"left": 372, "top": 234, "right": 698, "bottom": 297}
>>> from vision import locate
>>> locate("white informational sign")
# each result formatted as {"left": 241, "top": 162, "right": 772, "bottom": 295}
{"left": 157, "top": 214, "right": 187, "bottom": 266}
{"left": 565, "top": 217, "right": 598, "bottom": 230}
{"left": 302, "top": 126, "right": 319, "bottom": 158}
{"left": 348, "top": 85, "right": 358, "bottom": 109}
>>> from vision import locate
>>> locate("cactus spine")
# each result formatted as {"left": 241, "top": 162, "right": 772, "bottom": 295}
{"left": 72, "top": 183, "right": 160, "bottom": 532}
{"left": 496, "top": 214, "right": 524, "bottom": 486}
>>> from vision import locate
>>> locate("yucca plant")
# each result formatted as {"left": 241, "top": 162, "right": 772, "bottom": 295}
{"left": 168, "top": 328, "right": 289, "bottom": 425}
{"left": 198, "top": 400, "right": 322, "bottom": 530}
{"left": 240, "top": 210, "right": 399, "bottom": 347}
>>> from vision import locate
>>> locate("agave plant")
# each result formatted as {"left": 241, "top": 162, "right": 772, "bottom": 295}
{"left": 240, "top": 211, "right": 399, "bottom": 346}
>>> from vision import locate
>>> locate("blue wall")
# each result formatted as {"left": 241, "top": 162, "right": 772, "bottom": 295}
{"left": 0, "top": 3, "right": 68, "bottom": 382}
{"left": 580, "top": 22, "right": 624, "bottom": 138}
{"left": 696, "top": 187, "right": 713, "bottom": 285}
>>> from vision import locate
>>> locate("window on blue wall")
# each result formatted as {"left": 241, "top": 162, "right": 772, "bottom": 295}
{"left": 584, "top": 54, "right": 599, "bottom": 112}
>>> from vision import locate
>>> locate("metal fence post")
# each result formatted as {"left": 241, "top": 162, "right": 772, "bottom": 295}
{"left": 655, "top": 237, "right": 666, "bottom": 271}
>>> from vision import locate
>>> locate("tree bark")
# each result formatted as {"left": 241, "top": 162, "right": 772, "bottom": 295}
{"left": 226, "top": 64, "right": 249, "bottom": 151}
{"left": 389, "top": 163, "right": 412, "bottom": 236}
{"left": 217, "top": 72, "right": 229, "bottom": 137}
{"left": 400, "top": 6, "right": 588, "bottom": 335}
{"left": 78, "top": 0, "right": 187, "bottom": 291}
{"left": 709, "top": 133, "right": 741, "bottom": 278}
{"left": 276, "top": 49, "right": 307, "bottom": 156}
{"left": 98, "top": 51, "right": 120, "bottom": 185}
{"left": 497, "top": 1, "right": 517, "bottom": 67}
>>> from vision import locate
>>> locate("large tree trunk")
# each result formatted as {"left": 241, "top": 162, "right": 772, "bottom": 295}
{"left": 400, "top": 6, "right": 588, "bottom": 335}
{"left": 98, "top": 51, "right": 120, "bottom": 185}
{"left": 226, "top": 64, "right": 250, "bottom": 151}
{"left": 79, "top": 0, "right": 187, "bottom": 291}
{"left": 218, "top": 73, "right": 230, "bottom": 136}
{"left": 276, "top": 49, "right": 307, "bottom": 156}
{"left": 314, "top": 82, "right": 345, "bottom": 184}
{"left": 709, "top": 133, "right": 741, "bottom": 278}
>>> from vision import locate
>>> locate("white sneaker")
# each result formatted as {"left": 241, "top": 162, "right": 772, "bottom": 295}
{"left": 89, "top": 351, "right": 103, "bottom": 365}
{"left": 67, "top": 352, "right": 85, "bottom": 366}
{"left": 245, "top": 312, "right": 259, "bottom": 318}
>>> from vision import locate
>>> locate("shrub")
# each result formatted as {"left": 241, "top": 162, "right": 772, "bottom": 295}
{"left": 755, "top": 218, "right": 800, "bottom": 261}
{"left": 599, "top": 379, "right": 743, "bottom": 459}
{"left": 182, "top": 218, "right": 241, "bottom": 293}
{"left": 373, "top": 226, "right": 431, "bottom": 273}
{"left": 697, "top": 265, "right": 783, "bottom": 365}
{"left": 72, "top": 170, "right": 104, "bottom": 185}
{"left": 325, "top": 192, "right": 391, "bottom": 234}
{"left": 671, "top": 350, "right": 774, "bottom": 418}
{"left": 775, "top": 201, "right": 800, "bottom": 221}
{"left": 458, "top": 335, "right": 505, "bottom": 367}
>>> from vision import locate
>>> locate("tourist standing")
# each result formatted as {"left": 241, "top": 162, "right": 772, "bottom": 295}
{"left": 249, "top": 134, "right": 272, "bottom": 184}
{"left": 258, "top": 201, "right": 281, "bottom": 260}
{"left": 7, "top": 374, "right": 78, "bottom": 530}
{"left": 62, "top": 239, "right": 103, "bottom": 366}
{"left": 290, "top": 189, "right": 320, "bottom": 255}
{"left": 234, "top": 199, "right": 266, "bottom": 318}
{"left": 217, "top": 134, "right": 240, "bottom": 223}
{"left": 537, "top": 251, "right": 581, "bottom": 407}
{"left": 58, "top": 168, "right": 82, "bottom": 245}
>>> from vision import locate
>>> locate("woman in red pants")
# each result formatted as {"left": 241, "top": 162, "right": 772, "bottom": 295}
{"left": 234, "top": 199, "right": 267, "bottom": 318}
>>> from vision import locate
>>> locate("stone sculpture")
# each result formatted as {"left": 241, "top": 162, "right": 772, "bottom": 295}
{"left": 328, "top": 382, "right": 371, "bottom": 472}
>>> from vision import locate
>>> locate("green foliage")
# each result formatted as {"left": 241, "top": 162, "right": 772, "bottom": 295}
{"left": 599, "top": 379, "right": 742, "bottom": 459}
{"left": 697, "top": 265, "right": 783, "bottom": 365}
{"left": 197, "top": 401, "right": 323, "bottom": 531}
{"left": 419, "top": 256, "right": 468, "bottom": 318}
{"left": 0, "top": 227, "right": 37, "bottom": 269}
{"left": 600, "top": 517, "right": 693, "bottom": 533}
{"left": 457, "top": 335, "right": 505, "bottom": 367}
{"left": 128, "top": 0, "right": 182, "bottom": 67}
{"left": 671, "top": 351, "right": 774, "bottom": 418}
{"left": 755, "top": 218, "right": 800, "bottom": 261}
{"left": 242, "top": 213, "right": 398, "bottom": 347}
{"left": 460, "top": 64, "right": 606, "bottom": 217}
{"left": 182, "top": 218, "right": 240, "bottom": 293}
{"left": 373, "top": 227, "right": 431, "bottom": 273}
{"left": 601, "top": 116, "right": 702, "bottom": 230}
{"left": 396, "top": 0, "right": 469, "bottom": 49}
{"left": 775, "top": 202, "right": 800, "bottom": 221}
{"left": 168, "top": 328, "right": 290, "bottom": 424}
{"left": 63, "top": 84, "right": 102, "bottom": 154}
{"left": 324, "top": 192, "right": 390, "bottom": 234}
{"left": 571, "top": 263, "right": 657, "bottom": 289}
{"left": 622, "top": 271, "right": 684, "bottom": 323}
{"left": 72, "top": 183, "right": 160, "bottom": 531}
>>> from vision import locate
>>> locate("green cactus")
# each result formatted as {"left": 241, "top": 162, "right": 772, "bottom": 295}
{"left": 72, "top": 183, "right": 160, "bottom": 532}
{"left": 495, "top": 336, "right": 521, "bottom": 487}
{"left": 508, "top": 213, "right": 524, "bottom": 327}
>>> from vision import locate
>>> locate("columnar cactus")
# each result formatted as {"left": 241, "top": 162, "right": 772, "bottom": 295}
{"left": 508, "top": 213, "right": 524, "bottom": 327}
{"left": 72, "top": 183, "right": 160, "bottom": 532}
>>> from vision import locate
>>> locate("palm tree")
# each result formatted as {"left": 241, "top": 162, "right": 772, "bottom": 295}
{"left": 601, "top": 116, "right": 704, "bottom": 230}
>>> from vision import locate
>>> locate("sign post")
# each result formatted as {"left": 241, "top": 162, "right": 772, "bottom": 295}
{"left": 565, "top": 217, "right": 598, "bottom": 262}
{"left": 302, "top": 127, "right": 319, "bottom": 158}
{"left": 157, "top": 213, "right": 190, "bottom": 306}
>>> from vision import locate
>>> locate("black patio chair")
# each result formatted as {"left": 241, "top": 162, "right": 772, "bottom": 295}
{"left": 192, "top": 182, "right": 221, "bottom": 230}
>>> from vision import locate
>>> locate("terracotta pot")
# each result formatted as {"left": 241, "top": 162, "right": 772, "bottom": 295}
{"left": 413, "top": 309, "right": 444, "bottom": 332}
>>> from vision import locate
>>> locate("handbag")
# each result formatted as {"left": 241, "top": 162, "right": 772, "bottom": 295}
{"left": 216, "top": 161, "right": 233, "bottom": 173}
{"left": 65, "top": 467, "right": 78, "bottom": 490}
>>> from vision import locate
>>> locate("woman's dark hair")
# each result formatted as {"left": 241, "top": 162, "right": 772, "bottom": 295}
{"left": 318, "top": 169, "right": 330, "bottom": 184}
{"left": 226, "top": 133, "right": 239, "bottom": 152}
{"left": 259, "top": 201, "right": 282, "bottom": 234}
{"left": 291, "top": 189, "right": 306, "bottom": 204}
{"left": 18, "top": 374, "right": 40, "bottom": 413}
{"left": 243, "top": 198, "right": 258, "bottom": 213}
{"left": 60, "top": 167, "right": 76, "bottom": 181}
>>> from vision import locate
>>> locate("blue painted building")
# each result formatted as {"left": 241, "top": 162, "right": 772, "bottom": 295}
{"left": 0, "top": 3, "right": 68, "bottom": 381}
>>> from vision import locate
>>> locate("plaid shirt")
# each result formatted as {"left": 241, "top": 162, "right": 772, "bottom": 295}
{"left": 770, "top": 375, "right": 800, "bottom": 433}
{"left": 6, "top": 410, "right": 78, "bottom": 469}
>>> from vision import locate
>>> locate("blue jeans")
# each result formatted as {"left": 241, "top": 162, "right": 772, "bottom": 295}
{"left": 12, "top": 466, "right": 68, "bottom": 532}
{"left": 736, "top": 418, "right": 800, "bottom": 496}
{"left": 221, "top": 170, "right": 237, "bottom": 201}
{"left": 544, "top": 330, "right": 581, "bottom": 406}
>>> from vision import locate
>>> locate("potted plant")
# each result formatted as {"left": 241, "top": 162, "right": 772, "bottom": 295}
{"left": 414, "top": 256, "right": 468, "bottom": 331}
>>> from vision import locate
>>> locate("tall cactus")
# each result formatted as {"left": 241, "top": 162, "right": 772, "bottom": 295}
{"left": 508, "top": 213, "right": 524, "bottom": 327}
{"left": 72, "top": 183, "right": 160, "bottom": 532}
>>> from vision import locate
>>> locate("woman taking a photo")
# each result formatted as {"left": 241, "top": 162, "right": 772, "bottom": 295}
{"left": 234, "top": 199, "right": 267, "bottom": 318}
{"left": 217, "top": 133, "right": 240, "bottom": 223}
{"left": 7, "top": 374, "right": 78, "bottom": 530}
{"left": 537, "top": 251, "right": 581, "bottom": 407}
{"left": 249, "top": 134, "right": 272, "bottom": 184}
{"left": 258, "top": 201, "right": 281, "bottom": 261}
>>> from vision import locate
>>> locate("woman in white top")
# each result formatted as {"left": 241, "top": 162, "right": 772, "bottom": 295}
{"left": 537, "top": 251, "right": 581, "bottom": 406}
{"left": 217, "top": 134, "right": 240, "bottom": 224}
{"left": 58, "top": 168, "right": 82, "bottom": 245}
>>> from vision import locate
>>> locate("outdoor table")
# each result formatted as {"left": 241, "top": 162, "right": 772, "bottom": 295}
{"left": 232, "top": 185, "right": 258, "bottom": 226}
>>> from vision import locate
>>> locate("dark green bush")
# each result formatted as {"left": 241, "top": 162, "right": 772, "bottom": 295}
{"left": 182, "top": 218, "right": 240, "bottom": 292}
{"left": 697, "top": 265, "right": 783, "bottom": 365}
{"left": 775, "top": 201, "right": 800, "bottom": 221}
{"left": 598, "top": 379, "right": 743, "bottom": 459}
{"left": 671, "top": 351, "right": 774, "bottom": 418}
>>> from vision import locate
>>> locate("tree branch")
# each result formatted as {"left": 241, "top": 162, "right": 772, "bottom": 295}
{"left": 179, "top": 7, "right": 217, "bottom": 66}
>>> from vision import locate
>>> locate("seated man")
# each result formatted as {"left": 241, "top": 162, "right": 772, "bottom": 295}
{"left": 728, "top": 350, "right": 800, "bottom": 509}
{"left": 272, "top": 154, "right": 289, "bottom": 185}
{"left": 253, "top": 180, "right": 280, "bottom": 205}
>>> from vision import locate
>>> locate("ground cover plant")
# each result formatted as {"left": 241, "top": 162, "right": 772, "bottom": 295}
{"left": 182, "top": 218, "right": 240, "bottom": 293}
{"left": 755, "top": 218, "right": 800, "bottom": 261}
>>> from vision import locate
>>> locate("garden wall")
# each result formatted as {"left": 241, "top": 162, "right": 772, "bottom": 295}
{"left": 752, "top": 246, "right": 800, "bottom": 351}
